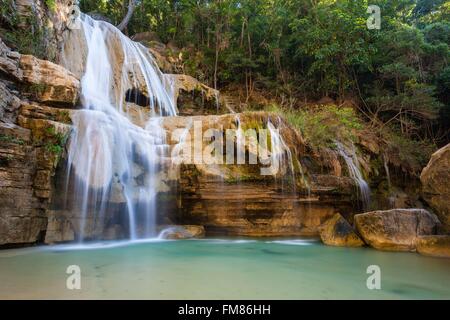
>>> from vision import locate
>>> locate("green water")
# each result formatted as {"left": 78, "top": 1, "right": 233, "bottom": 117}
{"left": 0, "top": 239, "right": 449, "bottom": 299}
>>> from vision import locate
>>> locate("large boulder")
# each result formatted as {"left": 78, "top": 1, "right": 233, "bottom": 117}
{"left": 416, "top": 235, "right": 450, "bottom": 258}
{"left": 354, "top": 209, "right": 440, "bottom": 252}
{"left": 319, "top": 213, "right": 364, "bottom": 247}
{"left": 421, "top": 144, "right": 450, "bottom": 233}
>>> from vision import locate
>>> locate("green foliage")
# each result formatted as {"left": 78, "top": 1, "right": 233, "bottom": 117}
{"left": 44, "top": 126, "right": 69, "bottom": 156}
{"left": 70, "top": 1, "right": 450, "bottom": 146}
{"left": 0, "top": 134, "right": 25, "bottom": 145}
{"left": 384, "top": 129, "right": 437, "bottom": 174}
{"left": 268, "top": 104, "right": 363, "bottom": 148}
{"left": 45, "top": 0, "right": 56, "bottom": 12}
{"left": 0, "top": 0, "right": 48, "bottom": 59}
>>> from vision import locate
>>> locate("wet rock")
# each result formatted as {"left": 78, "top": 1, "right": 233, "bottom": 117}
{"left": 416, "top": 235, "right": 450, "bottom": 258}
{"left": 421, "top": 144, "right": 450, "bottom": 233}
{"left": 60, "top": 27, "right": 88, "bottom": 79}
{"left": 159, "top": 112, "right": 357, "bottom": 237}
{"left": 355, "top": 209, "right": 440, "bottom": 252}
{"left": 159, "top": 225, "right": 205, "bottom": 239}
{"left": 45, "top": 211, "right": 75, "bottom": 244}
{"left": 319, "top": 213, "right": 364, "bottom": 247}
{"left": 103, "top": 224, "right": 125, "bottom": 241}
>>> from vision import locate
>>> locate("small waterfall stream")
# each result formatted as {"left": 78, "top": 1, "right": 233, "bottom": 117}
{"left": 335, "top": 141, "right": 371, "bottom": 210}
{"left": 64, "top": 15, "right": 176, "bottom": 241}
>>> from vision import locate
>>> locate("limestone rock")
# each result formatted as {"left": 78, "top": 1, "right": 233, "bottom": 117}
{"left": 416, "top": 235, "right": 450, "bottom": 258}
{"left": 420, "top": 144, "right": 450, "bottom": 233}
{"left": 355, "top": 209, "right": 440, "bottom": 252}
{"left": 167, "top": 74, "right": 221, "bottom": 115}
{"left": 60, "top": 27, "right": 88, "bottom": 79}
{"left": 19, "top": 55, "right": 80, "bottom": 105}
{"left": 159, "top": 225, "right": 206, "bottom": 239}
{"left": 0, "top": 215, "right": 47, "bottom": 246}
{"left": 45, "top": 211, "right": 75, "bottom": 244}
{"left": 319, "top": 213, "right": 364, "bottom": 247}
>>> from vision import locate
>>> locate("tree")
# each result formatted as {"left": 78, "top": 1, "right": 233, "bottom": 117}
{"left": 117, "top": 0, "right": 137, "bottom": 31}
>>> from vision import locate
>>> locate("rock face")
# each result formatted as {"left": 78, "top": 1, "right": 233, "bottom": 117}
{"left": 0, "top": 39, "right": 78, "bottom": 246}
{"left": 168, "top": 74, "right": 222, "bottom": 115}
{"left": 319, "top": 213, "right": 364, "bottom": 247}
{"left": 160, "top": 113, "right": 359, "bottom": 237}
{"left": 354, "top": 209, "right": 440, "bottom": 251}
{"left": 416, "top": 235, "right": 450, "bottom": 258}
{"left": 421, "top": 144, "right": 450, "bottom": 234}
{"left": 19, "top": 55, "right": 80, "bottom": 105}
{"left": 159, "top": 225, "right": 206, "bottom": 239}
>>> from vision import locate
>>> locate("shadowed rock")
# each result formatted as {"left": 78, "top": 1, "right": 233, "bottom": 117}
{"left": 319, "top": 213, "right": 364, "bottom": 247}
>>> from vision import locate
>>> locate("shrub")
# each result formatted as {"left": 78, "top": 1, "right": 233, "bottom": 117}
{"left": 267, "top": 104, "right": 363, "bottom": 148}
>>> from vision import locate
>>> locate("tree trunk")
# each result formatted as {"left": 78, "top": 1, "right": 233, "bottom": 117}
{"left": 117, "top": 0, "right": 136, "bottom": 31}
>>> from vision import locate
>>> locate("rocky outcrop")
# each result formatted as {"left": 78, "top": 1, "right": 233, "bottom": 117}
{"left": 19, "top": 55, "right": 80, "bottom": 105}
{"left": 3, "top": 1, "right": 74, "bottom": 62}
{"left": 354, "top": 209, "right": 440, "bottom": 252}
{"left": 159, "top": 225, "right": 205, "bottom": 239}
{"left": 421, "top": 144, "right": 450, "bottom": 233}
{"left": 0, "top": 39, "right": 78, "bottom": 246}
{"left": 319, "top": 213, "right": 364, "bottom": 247}
{"left": 160, "top": 113, "right": 360, "bottom": 237}
{"left": 168, "top": 74, "right": 222, "bottom": 116}
{"left": 416, "top": 235, "right": 450, "bottom": 258}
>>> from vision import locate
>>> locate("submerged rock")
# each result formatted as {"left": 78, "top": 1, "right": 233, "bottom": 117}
{"left": 159, "top": 225, "right": 206, "bottom": 239}
{"left": 416, "top": 235, "right": 450, "bottom": 258}
{"left": 354, "top": 209, "right": 440, "bottom": 252}
{"left": 319, "top": 213, "right": 364, "bottom": 247}
{"left": 421, "top": 144, "right": 450, "bottom": 234}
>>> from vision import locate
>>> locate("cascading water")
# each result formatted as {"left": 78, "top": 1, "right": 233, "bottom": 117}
{"left": 64, "top": 14, "right": 176, "bottom": 241}
{"left": 335, "top": 141, "right": 371, "bottom": 210}
{"left": 233, "top": 115, "right": 295, "bottom": 188}
{"left": 267, "top": 119, "right": 296, "bottom": 191}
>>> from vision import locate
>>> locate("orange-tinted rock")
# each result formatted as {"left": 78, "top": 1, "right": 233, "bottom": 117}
{"left": 421, "top": 144, "right": 450, "bottom": 233}
{"left": 416, "top": 235, "right": 450, "bottom": 258}
{"left": 319, "top": 213, "right": 364, "bottom": 247}
{"left": 355, "top": 209, "right": 440, "bottom": 252}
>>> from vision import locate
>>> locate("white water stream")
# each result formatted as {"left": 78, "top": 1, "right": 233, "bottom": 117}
{"left": 335, "top": 141, "right": 371, "bottom": 209}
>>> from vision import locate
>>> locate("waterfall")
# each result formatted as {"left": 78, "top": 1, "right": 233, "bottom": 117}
{"left": 266, "top": 118, "right": 296, "bottom": 191}
{"left": 64, "top": 14, "right": 176, "bottom": 241}
{"left": 335, "top": 141, "right": 371, "bottom": 210}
